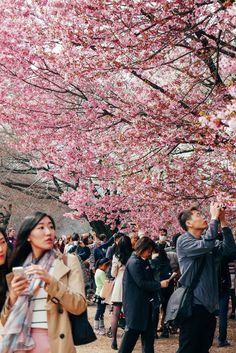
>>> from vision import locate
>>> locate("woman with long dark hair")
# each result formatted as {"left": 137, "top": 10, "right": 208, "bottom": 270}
{"left": 118, "top": 237, "right": 169, "bottom": 353}
{"left": 0, "top": 228, "right": 11, "bottom": 313}
{"left": 110, "top": 235, "right": 133, "bottom": 350}
{"left": 0, "top": 212, "right": 86, "bottom": 353}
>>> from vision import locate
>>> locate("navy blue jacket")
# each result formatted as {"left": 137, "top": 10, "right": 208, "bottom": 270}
{"left": 122, "top": 253, "right": 160, "bottom": 331}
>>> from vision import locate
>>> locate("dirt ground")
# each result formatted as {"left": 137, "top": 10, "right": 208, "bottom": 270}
{"left": 78, "top": 304, "right": 236, "bottom": 353}
{"left": 0, "top": 303, "right": 234, "bottom": 352}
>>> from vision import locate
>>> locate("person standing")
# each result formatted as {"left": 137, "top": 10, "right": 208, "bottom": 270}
{"left": 0, "top": 212, "right": 86, "bottom": 353}
{"left": 118, "top": 237, "right": 169, "bottom": 353}
{"left": 94, "top": 258, "right": 110, "bottom": 335}
{"left": 110, "top": 235, "right": 133, "bottom": 350}
{"left": 7, "top": 227, "right": 17, "bottom": 250}
{"left": 217, "top": 253, "right": 236, "bottom": 347}
{"left": 0, "top": 228, "right": 11, "bottom": 312}
{"left": 176, "top": 203, "right": 236, "bottom": 353}
{"left": 229, "top": 259, "right": 236, "bottom": 319}
{"left": 155, "top": 239, "right": 174, "bottom": 338}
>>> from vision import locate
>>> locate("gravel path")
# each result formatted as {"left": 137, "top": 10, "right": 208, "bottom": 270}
{"left": 77, "top": 304, "right": 236, "bottom": 353}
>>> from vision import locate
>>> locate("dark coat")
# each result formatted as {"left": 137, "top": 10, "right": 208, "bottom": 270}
{"left": 122, "top": 253, "right": 160, "bottom": 331}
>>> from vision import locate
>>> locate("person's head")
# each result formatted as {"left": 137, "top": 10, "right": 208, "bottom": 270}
{"left": 66, "top": 235, "right": 72, "bottom": 244}
{"left": 10, "top": 212, "right": 56, "bottom": 267}
{"left": 178, "top": 206, "right": 207, "bottom": 233}
{"left": 72, "top": 233, "right": 79, "bottom": 243}
{"left": 81, "top": 234, "right": 89, "bottom": 246}
{"left": 0, "top": 228, "right": 8, "bottom": 266}
{"left": 115, "top": 235, "right": 133, "bottom": 265}
{"left": 172, "top": 233, "right": 181, "bottom": 248}
{"left": 97, "top": 233, "right": 107, "bottom": 243}
{"left": 95, "top": 257, "right": 110, "bottom": 271}
{"left": 90, "top": 229, "right": 97, "bottom": 238}
{"left": 7, "top": 227, "right": 16, "bottom": 238}
{"left": 87, "top": 234, "right": 94, "bottom": 244}
{"left": 129, "top": 232, "right": 139, "bottom": 249}
{"left": 134, "top": 236, "right": 156, "bottom": 260}
{"left": 158, "top": 228, "right": 167, "bottom": 242}
{"left": 114, "top": 232, "right": 124, "bottom": 245}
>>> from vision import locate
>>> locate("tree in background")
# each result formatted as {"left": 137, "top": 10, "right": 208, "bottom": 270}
{"left": 0, "top": 0, "right": 235, "bottom": 233}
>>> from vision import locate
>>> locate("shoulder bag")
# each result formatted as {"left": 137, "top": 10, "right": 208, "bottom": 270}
{"left": 62, "top": 255, "right": 97, "bottom": 345}
{"left": 165, "top": 255, "right": 206, "bottom": 327}
{"left": 100, "top": 279, "right": 114, "bottom": 300}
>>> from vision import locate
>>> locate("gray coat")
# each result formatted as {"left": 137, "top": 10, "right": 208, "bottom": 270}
{"left": 177, "top": 220, "right": 236, "bottom": 313}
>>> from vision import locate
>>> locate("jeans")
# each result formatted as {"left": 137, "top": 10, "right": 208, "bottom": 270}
{"left": 176, "top": 305, "right": 216, "bottom": 353}
{"left": 218, "top": 289, "right": 230, "bottom": 343}
{"left": 95, "top": 302, "right": 106, "bottom": 321}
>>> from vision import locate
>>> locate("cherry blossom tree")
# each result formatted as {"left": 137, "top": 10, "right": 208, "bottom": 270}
{"left": 0, "top": 0, "right": 235, "bottom": 233}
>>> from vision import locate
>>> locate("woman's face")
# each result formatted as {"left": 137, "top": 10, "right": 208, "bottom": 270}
{"left": 27, "top": 216, "right": 55, "bottom": 258}
{"left": 140, "top": 247, "right": 153, "bottom": 260}
{"left": 0, "top": 233, "right": 7, "bottom": 266}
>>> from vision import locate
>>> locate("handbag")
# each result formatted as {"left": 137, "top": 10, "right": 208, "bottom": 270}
{"left": 100, "top": 279, "right": 114, "bottom": 300}
{"left": 62, "top": 255, "right": 97, "bottom": 345}
{"left": 165, "top": 255, "right": 206, "bottom": 327}
{"left": 70, "top": 310, "right": 97, "bottom": 346}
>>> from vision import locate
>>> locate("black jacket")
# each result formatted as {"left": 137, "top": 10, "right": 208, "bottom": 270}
{"left": 122, "top": 253, "right": 160, "bottom": 331}
{"left": 219, "top": 252, "right": 236, "bottom": 296}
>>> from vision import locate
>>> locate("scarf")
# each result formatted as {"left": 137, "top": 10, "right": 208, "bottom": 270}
{"left": 0, "top": 249, "right": 56, "bottom": 353}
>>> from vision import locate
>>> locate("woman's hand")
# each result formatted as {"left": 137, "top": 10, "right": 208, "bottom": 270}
{"left": 160, "top": 279, "right": 169, "bottom": 288}
{"left": 9, "top": 275, "right": 29, "bottom": 306}
{"left": 25, "top": 264, "right": 52, "bottom": 285}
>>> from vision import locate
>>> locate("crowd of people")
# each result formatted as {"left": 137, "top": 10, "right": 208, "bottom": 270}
{"left": 0, "top": 203, "right": 235, "bottom": 353}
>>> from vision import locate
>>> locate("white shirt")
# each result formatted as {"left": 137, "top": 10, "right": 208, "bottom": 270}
{"left": 31, "top": 264, "right": 54, "bottom": 329}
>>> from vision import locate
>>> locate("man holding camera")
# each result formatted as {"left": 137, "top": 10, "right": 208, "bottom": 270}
{"left": 176, "top": 203, "right": 236, "bottom": 353}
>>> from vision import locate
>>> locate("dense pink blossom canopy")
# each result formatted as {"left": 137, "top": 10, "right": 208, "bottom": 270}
{"left": 0, "top": 0, "right": 235, "bottom": 234}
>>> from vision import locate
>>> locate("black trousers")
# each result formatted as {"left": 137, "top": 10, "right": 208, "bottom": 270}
{"left": 176, "top": 305, "right": 216, "bottom": 353}
{"left": 118, "top": 305, "right": 154, "bottom": 353}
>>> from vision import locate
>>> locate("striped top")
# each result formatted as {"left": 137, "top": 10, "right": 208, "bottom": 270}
{"left": 31, "top": 265, "right": 54, "bottom": 329}
{"left": 229, "top": 260, "right": 236, "bottom": 275}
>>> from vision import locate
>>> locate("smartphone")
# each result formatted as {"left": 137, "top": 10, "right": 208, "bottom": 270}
{"left": 168, "top": 272, "right": 178, "bottom": 282}
{"left": 12, "top": 266, "right": 25, "bottom": 276}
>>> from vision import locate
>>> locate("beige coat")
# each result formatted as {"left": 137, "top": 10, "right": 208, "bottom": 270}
{"left": 1, "top": 253, "right": 87, "bottom": 353}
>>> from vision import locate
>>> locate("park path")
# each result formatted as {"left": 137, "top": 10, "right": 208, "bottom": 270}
{"left": 77, "top": 304, "right": 236, "bottom": 353}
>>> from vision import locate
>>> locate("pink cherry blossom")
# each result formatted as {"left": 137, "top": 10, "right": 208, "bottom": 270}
{"left": 0, "top": 0, "right": 235, "bottom": 234}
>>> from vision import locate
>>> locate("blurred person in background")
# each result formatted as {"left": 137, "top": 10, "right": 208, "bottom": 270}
{"left": 94, "top": 234, "right": 114, "bottom": 263}
{"left": 129, "top": 232, "right": 139, "bottom": 250}
{"left": 110, "top": 235, "right": 133, "bottom": 350}
{"left": 75, "top": 234, "right": 91, "bottom": 262}
{"left": 217, "top": 232, "right": 236, "bottom": 347}
{"left": 229, "top": 260, "right": 236, "bottom": 319}
{"left": 0, "top": 228, "right": 12, "bottom": 313}
{"left": 157, "top": 229, "right": 171, "bottom": 248}
{"left": 106, "top": 232, "right": 124, "bottom": 279}
{"left": 7, "top": 227, "right": 16, "bottom": 250}
{"left": 63, "top": 234, "right": 73, "bottom": 253}
{"left": 155, "top": 231, "right": 175, "bottom": 338}
{"left": 94, "top": 258, "right": 111, "bottom": 335}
